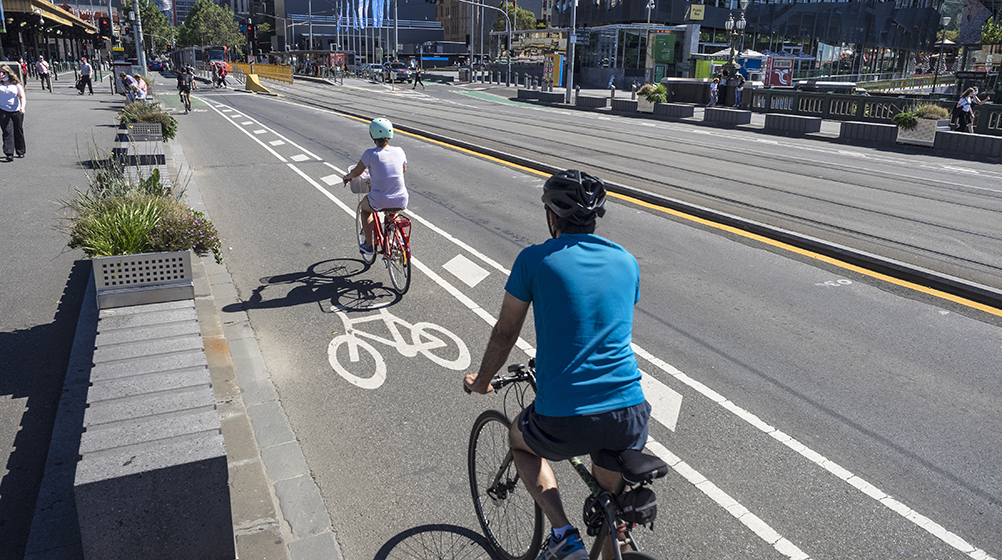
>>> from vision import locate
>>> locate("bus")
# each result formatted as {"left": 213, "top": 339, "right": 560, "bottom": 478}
{"left": 169, "top": 46, "right": 231, "bottom": 73}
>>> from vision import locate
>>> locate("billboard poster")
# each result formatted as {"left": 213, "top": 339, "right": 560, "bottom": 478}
{"left": 544, "top": 53, "right": 564, "bottom": 87}
{"left": 765, "top": 56, "right": 794, "bottom": 87}
{"left": 652, "top": 34, "right": 675, "bottom": 64}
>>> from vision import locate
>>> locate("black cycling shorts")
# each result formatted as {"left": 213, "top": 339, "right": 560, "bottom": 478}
{"left": 517, "top": 400, "right": 651, "bottom": 470}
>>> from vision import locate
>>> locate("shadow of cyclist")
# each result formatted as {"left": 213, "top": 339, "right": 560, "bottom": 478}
{"left": 220, "top": 258, "right": 402, "bottom": 314}
{"left": 373, "top": 524, "right": 492, "bottom": 560}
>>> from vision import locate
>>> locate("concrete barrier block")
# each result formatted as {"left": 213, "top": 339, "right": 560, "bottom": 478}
{"left": 538, "top": 92, "right": 565, "bottom": 103}
{"left": 75, "top": 432, "right": 232, "bottom": 560}
{"left": 653, "top": 103, "right": 695, "bottom": 119}
{"left": 79, "top": 406, "right": 220, "bottom": 454}
{"left": 575, "top": 96, "right": 608, "bottom": 108}
{"left": 611, "top": 99, "right": 638, "bottom": 113}
{"left": 92, "top": 332, "right": 204, "bottom": 363}
{"left": 704, "top": 107, "right": 752, "bottom": 125}
{"left": 516, "top": 89, "right": 538, "bottom": 100}
{"left": 765, "top": 113, "right": 822, "bottom": 134}
{"left": 839, "top": 122, "right": 896, "bottom": 145}
{"left": 96, "top": 318, "right": 200, "bottom": 345}
{"left": 84, "top": 383, "right": 216, "bottom": 426}
{"left": 90, "top": 348, "right": 208, "bottom": 381}
{"left": 87, "top": 365, "right": 211, "bottom": 402}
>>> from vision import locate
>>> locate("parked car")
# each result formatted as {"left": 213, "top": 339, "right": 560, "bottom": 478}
{"left": 383, "top": 62, "right": 412, "bottom": 83}
{"left": 148, "top": 60, "right": 163, "bottom": 71}
{"left": 361, "top": 63, "right": 385, "bottom": 81}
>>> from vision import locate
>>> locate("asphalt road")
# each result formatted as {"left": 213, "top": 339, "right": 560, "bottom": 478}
{"left": 264, "top": 78, "right": 1002, "bottom": 295}
{"left": 170, "top": 80, "right": 1001, "bottom": 560}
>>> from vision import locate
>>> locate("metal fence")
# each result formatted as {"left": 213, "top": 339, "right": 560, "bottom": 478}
{"left": 748, "top": 89, "right": 1002, "bottom": 136}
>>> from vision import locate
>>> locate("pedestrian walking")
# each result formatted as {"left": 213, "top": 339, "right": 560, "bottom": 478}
{"left": 707, "top": 77, "right": 719, "bottom": 107}
{"left": 218, "top": 63, "right": 228, "bottom": 88}
{"left": 20, "top": 58, "right": 29, "bottom": 81}
{"left": 412, "top": 65, "right": 425, "bottom": 89}
{"left": 35, "top": 56, "right": 51, "bottom": 92}
{"left": 77, "top": 57, "right": 94, "bottom": 95}
{"left": 956, "top": 87, "right": 990, "bottom": 133}
{"left": 0, "top": 66, "right": 28, "bottom": 161}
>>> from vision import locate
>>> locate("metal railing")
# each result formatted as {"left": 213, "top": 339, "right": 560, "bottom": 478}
{"left": 747, "top": 88, "right": 1002, "bottom": 136}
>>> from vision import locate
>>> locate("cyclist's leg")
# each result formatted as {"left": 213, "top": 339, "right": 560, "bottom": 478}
{"left": 508, "top": 419, "right": 572, "bottom": 529}
{"left": 360, "top": 196, "right": 377, "bottom": 248}
{"left": 593, "top": 465, "right": 629, "bottom": 559}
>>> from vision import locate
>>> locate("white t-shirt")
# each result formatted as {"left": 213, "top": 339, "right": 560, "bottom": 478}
{"left": 361, "top": 146, "right": 408, "bottom": 210}
{"left": 0, "top": 83, "right": 23, "bottom": 112}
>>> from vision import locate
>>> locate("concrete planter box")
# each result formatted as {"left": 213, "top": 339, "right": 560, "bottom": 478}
{"left": 92, "top": 251, "right": 194, "bottom": 310}
{"left": 516, "top": 89, "right": 539, "bottom": 100}
{"left": 896, "top": 118, "right": 950, "bottom": 147}
{"left": 637, "top": 98, "right": 655, "bottom": 113}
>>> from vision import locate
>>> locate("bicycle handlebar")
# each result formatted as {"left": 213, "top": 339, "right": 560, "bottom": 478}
{"left": 464, "top": 359, "right": 535, "bottom": 394}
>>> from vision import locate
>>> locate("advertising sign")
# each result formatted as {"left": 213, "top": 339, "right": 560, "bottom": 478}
{"left": 765, "top": 56, "right": 794, "bottom": 87}
{"left": 652, "top": 34, "right": 675, "bottom": 64}
{"left": 544, "top": 53, "right": 564, "bottom": 87}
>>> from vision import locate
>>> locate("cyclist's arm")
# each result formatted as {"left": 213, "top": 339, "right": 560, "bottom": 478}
{"left": 464, "top": 292, "right": 530, "bottom": 394}
{"left": 342, "top": 160, "right": 366, "bottom": 184}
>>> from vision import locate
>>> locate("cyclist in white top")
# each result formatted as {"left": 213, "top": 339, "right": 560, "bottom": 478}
{"left": 342, "top": 118, "right": 408, "bottom": 255}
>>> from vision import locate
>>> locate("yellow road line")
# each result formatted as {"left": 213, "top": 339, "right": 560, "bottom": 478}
{"left": 339, "top": 112, "right": 1001, "bottom": 317}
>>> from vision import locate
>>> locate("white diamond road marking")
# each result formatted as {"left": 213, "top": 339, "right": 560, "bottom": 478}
{"left": 320, "top": 174, "right": 341, "bottom": 186}
{"left": 442, "top": 254, "right": 490, "bottom": 288}
{"left": 254, "top": 129, "right": 267, "bottom": 134}
{"left": 241, "top": 121, "right": 254, "bottom": 125}
{"left": 269, "top": 140, "right": 286, "bottom": 146}
{"left": 290, "top": 154, "right": 310, "bottom": 162}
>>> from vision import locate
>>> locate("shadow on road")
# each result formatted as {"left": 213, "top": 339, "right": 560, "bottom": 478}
{"left": 221, "top": 258, "right": 402, "bottom": 314}
{"left": 373, "top": 523, "right": 492, "bottom": 560}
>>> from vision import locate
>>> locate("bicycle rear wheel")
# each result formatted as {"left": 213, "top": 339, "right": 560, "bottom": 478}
{"left": 468, "top": 410, "right": 543, "bottom": 560}
{"left": 385, "top": 225, "right": 411, "bottom": 294}
{"left": 355, "top": 200, "right": 376, "bottom": 265}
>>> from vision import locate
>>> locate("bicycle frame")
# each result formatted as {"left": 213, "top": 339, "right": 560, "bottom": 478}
{"left": 369, "top": 209, "right": 411, "bottom": 261}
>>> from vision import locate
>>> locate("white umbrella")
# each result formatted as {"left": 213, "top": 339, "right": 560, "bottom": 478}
{"left": 740, "top": 49, "right": 766, "bottom": 58}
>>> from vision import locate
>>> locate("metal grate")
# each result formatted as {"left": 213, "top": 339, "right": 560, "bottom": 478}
{"left": 124, "top": 122, "right": 163, "bottom": 137}
{"left": 94, "top": 252, "right": 191, "bottom": 290}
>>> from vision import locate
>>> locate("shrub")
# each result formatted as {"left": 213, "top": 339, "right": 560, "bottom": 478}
{"left": 892, "top": 111, "right": 919, "bottom": 130}
{"left": 893, "top": 103, "right": 949, "bottom": 130}
{"left": 119, "top": 101, "right": 178, "bottom": 142}
{"left": 148, "top": 202, "right": 223, "bottom": 264}
{"left": 67, "top": 195, "right": 162, "bottom": 257}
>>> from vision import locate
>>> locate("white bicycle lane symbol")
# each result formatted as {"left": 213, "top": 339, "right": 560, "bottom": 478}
{"left": 327, "top": 307, "right": 471, "bottom": 389}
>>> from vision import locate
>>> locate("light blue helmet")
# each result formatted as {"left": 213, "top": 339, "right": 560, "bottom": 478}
{"left": 369, "top": 118, "right": 393, "bottom": 139}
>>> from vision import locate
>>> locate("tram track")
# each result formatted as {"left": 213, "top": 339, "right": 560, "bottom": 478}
{"left": 251, "top": 79, "right": 1002, "bottom": 309}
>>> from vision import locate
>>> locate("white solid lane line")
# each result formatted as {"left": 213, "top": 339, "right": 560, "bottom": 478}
{"left": 211, "top": 99, "right": 994, "bottom": 560}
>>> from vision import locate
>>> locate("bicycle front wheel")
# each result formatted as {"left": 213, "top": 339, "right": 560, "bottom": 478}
{"left": 468, "top": 410, "right": 543, "bottom": 560}
{"left": 355, "top": 200, "right": 376, "bottom": 265}
{"left": 386, "top": 226, "right": 411, "bottom": 294}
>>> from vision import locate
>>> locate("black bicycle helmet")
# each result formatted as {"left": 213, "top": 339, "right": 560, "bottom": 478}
{"left": 541, "top": 169, "right": 607, "bottom": 226}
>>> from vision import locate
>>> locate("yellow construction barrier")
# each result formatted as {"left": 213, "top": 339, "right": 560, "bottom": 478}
{"left": 244, "top": 74, "right": 272, "bottom": 94}
{"left": 232, "top": 62, "right": 293, "bottom": 84}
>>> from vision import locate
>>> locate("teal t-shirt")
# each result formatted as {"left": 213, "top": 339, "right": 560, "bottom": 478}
{"left": 506, "top": 234, "right": 645, "bottom": 417}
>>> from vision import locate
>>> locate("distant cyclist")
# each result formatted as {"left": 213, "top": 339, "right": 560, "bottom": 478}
{"left": 177, "top": 66, "right": 194, "bottom": 113}
{"left": 341, "top": 118, "right": 408, "bottom": 256}
{"left": 465, "top": 170, "right": 650, "bottom": 560}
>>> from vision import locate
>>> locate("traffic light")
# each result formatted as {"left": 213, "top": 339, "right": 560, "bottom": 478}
{"left": 247, "top": 23, "right": 256, "bottom": 42}
{"left": 98, "top": 16, "right": 112, "bottom": 37}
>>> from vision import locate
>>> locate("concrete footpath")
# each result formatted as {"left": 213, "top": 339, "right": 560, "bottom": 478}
{"left": 8, "top": 74, "right": 336, "bottom": 560}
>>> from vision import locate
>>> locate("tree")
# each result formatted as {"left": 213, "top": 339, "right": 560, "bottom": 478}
{"left": 177, "top": 0, "right": 245, "bottom": 55}
{"left": 135, "top": 0, "right": 172, "bottom": 54}
{"left": 493, "top": 2, "right": 536, "bottom": 32}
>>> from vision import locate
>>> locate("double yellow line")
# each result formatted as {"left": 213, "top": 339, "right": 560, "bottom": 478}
{"left": 348, "top": 114, "right": 1002, "bottom": 318}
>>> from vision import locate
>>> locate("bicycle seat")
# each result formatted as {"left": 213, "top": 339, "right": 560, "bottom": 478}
{"left": 596, "top": 449, "right": 669, "bottom": 485}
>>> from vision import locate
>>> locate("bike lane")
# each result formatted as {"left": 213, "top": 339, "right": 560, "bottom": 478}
{"left": 175, "top": 89, "right": 1000, "bottom": 560}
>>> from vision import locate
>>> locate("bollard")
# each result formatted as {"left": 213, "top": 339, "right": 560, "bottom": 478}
{"left": 631, "top": 83, "right": 637, "bottom": 101}
{"left": 610, "top": 85, "right": 616, "bottom": 100}
{"left": 574, "top": 84, "right": 580, "bottom": 102}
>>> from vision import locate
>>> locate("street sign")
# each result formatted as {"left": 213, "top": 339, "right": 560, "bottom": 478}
{"left": 653, "top": 34, "right": 675, "bottom": 63}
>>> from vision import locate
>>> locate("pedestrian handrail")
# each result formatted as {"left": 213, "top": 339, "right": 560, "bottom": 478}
{"left": 231, "top": 62, "right": 293, "bottom": 84}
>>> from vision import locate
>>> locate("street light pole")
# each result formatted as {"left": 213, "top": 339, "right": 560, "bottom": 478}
{"left": 932, "top": 15, "right": 951, "bottom": 96}
{"left": 453, "top": 0, "right": 510, "bottom": 86}
{"left": 645, "top": 0, "right": 654, "bottom": 83}
{"left": 722, "top": 0, "right": 747, "bottom": 105}
{"left": 564, "top": 0, "right": 577, "bottom": 103}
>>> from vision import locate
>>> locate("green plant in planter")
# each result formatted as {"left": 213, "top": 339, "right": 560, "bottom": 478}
{"left": 892, "top": 103, "right": 949, "bottom": 130}
{"left": 639, "top": 83, "right": 668, "bottom": 104}
{"left": 119, "top": 101, "right": 178, "bottom": 142}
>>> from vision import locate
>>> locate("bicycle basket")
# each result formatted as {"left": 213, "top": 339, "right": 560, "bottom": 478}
{"left": 394, "top": 215, "right": 412, "bottom": 245}
{"left": 349, "top": 173, "right": 371, "bottom": 194}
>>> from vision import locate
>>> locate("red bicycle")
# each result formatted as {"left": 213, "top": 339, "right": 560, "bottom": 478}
{"left": 352, "top": 187, "right": 412, "bottom": 294}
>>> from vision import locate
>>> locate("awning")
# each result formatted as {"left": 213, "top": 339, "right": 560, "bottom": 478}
{"left": 1, "top": 0, "right": 96, "bottom": 31}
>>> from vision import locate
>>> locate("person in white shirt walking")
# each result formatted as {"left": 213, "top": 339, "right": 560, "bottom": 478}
{"left": 77, "top": 57, "right": 94, "bottom": 95}
{"left": 35, "top": 57, "right": 51, "bottom": 92}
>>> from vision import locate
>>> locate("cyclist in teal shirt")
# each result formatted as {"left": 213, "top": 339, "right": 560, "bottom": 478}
{"left": 466, "top": 170, "right": 650, "bottom": 560}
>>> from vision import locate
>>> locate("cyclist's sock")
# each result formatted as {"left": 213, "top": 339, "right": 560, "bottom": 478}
{"left": 551, "top": 525, "right": 573, "bottom": 540}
